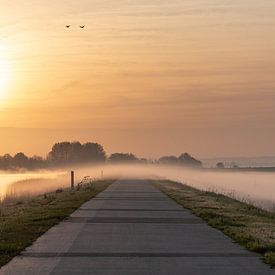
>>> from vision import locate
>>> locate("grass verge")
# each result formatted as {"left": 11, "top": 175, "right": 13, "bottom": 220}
{"left": 0, "top": 179, "right": 114, "bottom": 267}
{"left": 154, "top": 180, "right": 275, "bottom": 268}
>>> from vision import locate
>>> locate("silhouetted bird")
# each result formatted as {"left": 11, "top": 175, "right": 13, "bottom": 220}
{"left": 80, "top": 25, "right": 85, "bottom": 28}
{"left": 66, "top": 25, "right": 71, "bottom": 28}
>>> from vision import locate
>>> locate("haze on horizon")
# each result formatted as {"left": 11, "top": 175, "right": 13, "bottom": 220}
{"left": 0, "top": 0, "right": 275, "bottom": 158}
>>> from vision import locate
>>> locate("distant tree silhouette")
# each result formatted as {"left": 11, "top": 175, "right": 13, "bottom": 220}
{"left": 28, "top": 155, "right": 46, "bottom": 169}
{"left": 158, "top": 153, "right": 202, "bottom": 167}
{"left": 0, "top": 140, "right": 108, "bottom": 170}
{"left": 158, "top": 155, "right": 179, "bottom": 165}
{"left": 0, "top": 154, "right": 13, "bottom": 169}
{"left": 0, "top": 141, "right": 204, "bottom": 171}
{"left": 230, "top": 162, "right": 239, "bottom": 169}
{"left": 47, "top": 141, "right": 106, "bottom": 164}
{"left": 82, "top": 142, "right": 107, "bottom": 162}
{"left": 47, "top": 142, "right": 72, "bottom": 163}
{"left": 109, "top": 153, "right": 138, "bottom": 163}
{"left": 216, "top": 162, "right": 225, "bottom": 169}
{"left": 71, "top": 141, "right": 83, "bottom": 162}
{"left": 178, "top": 153, "right": 202, "bottom": 167}
{"left": 13, "top": 152, "right": 29, "bottom": 168}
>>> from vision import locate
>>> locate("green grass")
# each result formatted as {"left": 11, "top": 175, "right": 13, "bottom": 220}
{"left": 154, "top": 180, "right": 275, "bottom": 268}
{"left": 0, "top": 179, "right": 114, "bottom": 267}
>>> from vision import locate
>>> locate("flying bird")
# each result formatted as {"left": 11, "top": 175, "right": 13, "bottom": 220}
{"left": 66, "top": 25, "right": 71, "bottom": 28}
{"left": 80, "top": 25, "right": 85, "bottom": 28}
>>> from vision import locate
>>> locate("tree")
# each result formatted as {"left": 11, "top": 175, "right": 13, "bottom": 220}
{"left": 47, "top": 142, "right": 72, "bottom": 163}
{"left": 29, "top": 155, "right": 45, "bottom": 169}
{"left": 0, "top": 154, "right": 13, "bottom": 169}
{"left": 231, "top": 162, "right": 239, "bottom": 169}
{"left": 158, "top": 156, "right": 179, "bottom": 165}
{"left": 82, "top": 142, "right": 107, "bottom": 162}
{"left": 0, "top": 153, "right": 46, "bottom": 170}
{"left": 178, "top": 153, "right": 202, "bottom": 167}
{"left": 216, "top": 162, "right": 225, "bottom": 169}
{"left": 47, "top": 141, "right": 107, "bottom": 164}
{"left": 13, "top": 152, "right": 29, "bottom": 168}
{"left": 71, "top": 141, "right": 83, "bottom": 162}
{"left": 109, "top": 153, "right": 138, "bottom": 163}
{"left": 0, "top": 140, "right": 107, "bottom": 170}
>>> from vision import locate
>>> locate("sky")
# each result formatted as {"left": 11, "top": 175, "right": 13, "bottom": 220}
{"left": 0, "top": 0, "right": 275, "bottom": 158}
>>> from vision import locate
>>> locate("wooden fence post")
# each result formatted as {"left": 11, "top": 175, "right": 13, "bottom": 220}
{"left": 71, "top": 171, "right": 75, "bottom": 192}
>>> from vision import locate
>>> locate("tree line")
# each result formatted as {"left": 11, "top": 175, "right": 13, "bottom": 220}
{"left": 0, "top": 141, "right": 203, "bottom": 170}
{"left": 158, "top": 153, "right": 202, "bottom": 167}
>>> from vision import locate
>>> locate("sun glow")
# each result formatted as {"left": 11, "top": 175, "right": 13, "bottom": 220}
{"left": 0, "top": 43, "right": 11, "bottom": 101}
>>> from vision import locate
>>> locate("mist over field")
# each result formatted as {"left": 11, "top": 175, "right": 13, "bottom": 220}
{"left": 1, "top": 164, "right": 275, "bottom": 211}
{"left": 1, "top": 1, "right": 275, "bottom": 272}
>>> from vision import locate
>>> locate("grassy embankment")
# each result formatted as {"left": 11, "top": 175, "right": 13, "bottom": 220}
{"left": 155, "top": 180, "right": 275, "bottom": 267}
{"left": 0, "top": 179, "right": 114, "bottom": 268}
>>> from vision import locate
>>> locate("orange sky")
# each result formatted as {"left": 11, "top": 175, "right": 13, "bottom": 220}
{"left": 0, "top": 1, "right": 275, "bottom": 158}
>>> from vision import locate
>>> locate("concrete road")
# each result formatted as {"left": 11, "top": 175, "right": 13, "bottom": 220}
{"left": 1, "top": 179, "right": 274, "bottom": 275}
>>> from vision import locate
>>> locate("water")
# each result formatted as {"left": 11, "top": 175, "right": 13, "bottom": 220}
{"left": 1, "top": 165, "right": 275, "bottom": 211}
{"left": 0, "top": 171, "right": 67, "bottom": 200}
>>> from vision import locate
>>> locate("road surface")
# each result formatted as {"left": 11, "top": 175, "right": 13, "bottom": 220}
{"left": 1, "top": 179, "right": 273, "bottom": 274}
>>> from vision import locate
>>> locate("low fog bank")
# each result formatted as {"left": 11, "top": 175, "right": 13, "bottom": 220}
{"left": 203, "top": 156, "right": 275, "bottom": 168}
{"left": 1, "top": 164, "right": 275, "bottom": 211}
{"left": 0, "top": 171, "right": 67, "bottom": 201}
{"left": 74, "top": 163, "right": 275, "bottom": 211}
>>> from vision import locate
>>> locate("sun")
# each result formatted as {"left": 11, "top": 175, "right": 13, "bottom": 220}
{"left": 0, "top": 44, "right": 11, "bottom": 100}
